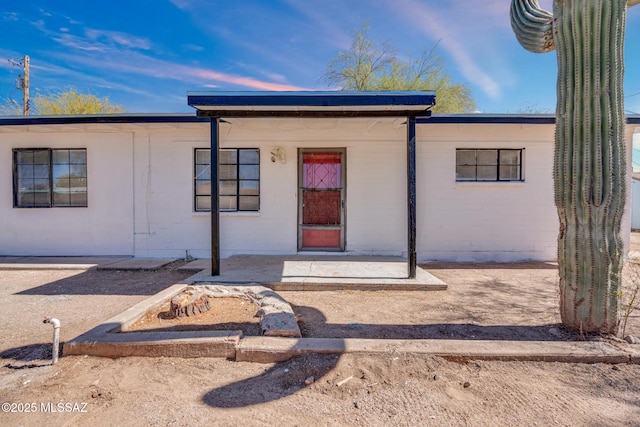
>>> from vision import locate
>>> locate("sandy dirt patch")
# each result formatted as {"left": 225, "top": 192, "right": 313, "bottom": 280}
{"left": 127, "top": 296, "right": 261, "bottom": 335}
{"left": 0, "top": 259, "right": 639, "bottom": 425}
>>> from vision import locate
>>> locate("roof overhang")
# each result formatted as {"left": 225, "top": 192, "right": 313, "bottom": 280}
{"left": 187, "top": 91, "right": 436, "bottom": 118}
{"left": 0, "top": 113, "right": 209, "bottom": 126}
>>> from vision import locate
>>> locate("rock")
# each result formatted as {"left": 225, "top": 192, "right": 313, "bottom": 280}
{"left": 463, "top": 382, "right": 471, "bottom": 388}
{"left": 170, "top": 285, "right": 302, "bottom": 338}
{"left": 433, "top": 374, "right": 439, "bottom": 381}
{"left": 336, "top": 375, "right": 354, "bottom": 387}
{"left": 354, "top": 401, "right": 361, "bottom": 409}
{"left": 261, "top": 311, "right": 300, "bottom": 338}
{"left": 623, "top": 335, "right": 640, "bottom": 344}
{"left": 305, "top": 376, "right": 315, "bottom": 385}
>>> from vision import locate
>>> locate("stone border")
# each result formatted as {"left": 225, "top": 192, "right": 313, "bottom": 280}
{"left": 174, "top": 285, "right": 300, "bottom": 338}
{"left": 235, "top": 337, "right": 639, "bottom": 364}
{"left": 64, "top": 282, "right": 301, "bottom": 359}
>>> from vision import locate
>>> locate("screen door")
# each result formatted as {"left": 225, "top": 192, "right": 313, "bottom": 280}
{"left": 298, "top": 149, "right": 345, "bottom": 251}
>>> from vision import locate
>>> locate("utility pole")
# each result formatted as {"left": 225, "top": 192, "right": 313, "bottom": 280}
{"left": 23, "top": 55, "right": 29, "bottom": 115}
{"left": 9, "top": 55, "right": 30, "bottom": 115}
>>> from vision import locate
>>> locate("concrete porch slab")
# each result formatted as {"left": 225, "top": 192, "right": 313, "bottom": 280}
{"left": 0, "top": 256, "right": 129, "bottom": 270}
{"left": 187, "top": 255, "right": 447, "bottom": 291}
{"left": 97, "top": 258, "right": 177, "bottom": 271}
{"left": 178, "top": 259, "right": 211, "bottom": 271}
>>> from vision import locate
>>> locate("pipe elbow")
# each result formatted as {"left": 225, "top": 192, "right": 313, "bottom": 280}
{"left": 44, "top": 316, "right": 61, "bottom": 328}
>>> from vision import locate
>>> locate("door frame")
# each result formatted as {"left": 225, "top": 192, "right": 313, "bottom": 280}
{"left": 297, "top": 148, "right": 346, "bottom": 251}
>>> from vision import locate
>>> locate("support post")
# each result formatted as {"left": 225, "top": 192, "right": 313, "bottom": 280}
{"left": 407, "top": 116, "right": 417, "bottom": 279}
{"left": 210, "top": 117, "right": 220, "bottom": 275}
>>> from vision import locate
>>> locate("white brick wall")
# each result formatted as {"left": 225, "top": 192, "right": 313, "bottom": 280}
{"left": 0, "top": 118, "right": 632, "bottom": 261}
{"left": 416, "top": 123, "right": 558, "bottom": 261}
{"left": 0, "top": 130, "right": 134, "bottom": 256}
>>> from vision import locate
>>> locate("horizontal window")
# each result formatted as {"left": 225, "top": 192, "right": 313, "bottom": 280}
{"left": 456, "top": 149, "right": 523, "bottom": 182}
{"left": 194, "top": 148, "right": 260, "bottom": 212}
{"left": 13, "top": 148, "right": 87, "bottom": 208}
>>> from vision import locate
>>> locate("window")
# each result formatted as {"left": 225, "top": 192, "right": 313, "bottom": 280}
{"left": 456, "top": 149, "right": 523, "bottom": 182}
{"left": 194, "top": 148, "right": 260, "bottom": 212}
{"left": 13, "top": 148, "right": 88, "bottom": 208}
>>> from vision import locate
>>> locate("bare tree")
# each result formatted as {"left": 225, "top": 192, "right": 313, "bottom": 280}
{"left": 323, "top": 24, "right": 476, "bottom": 113}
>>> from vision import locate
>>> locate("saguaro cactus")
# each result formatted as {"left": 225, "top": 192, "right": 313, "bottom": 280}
{"left": 511, "top": 0, "right": 638, "bottom": 334}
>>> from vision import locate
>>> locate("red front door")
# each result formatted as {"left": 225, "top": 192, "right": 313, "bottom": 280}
{"left": 298, "top": 149, "right": 345, "bottom": 251}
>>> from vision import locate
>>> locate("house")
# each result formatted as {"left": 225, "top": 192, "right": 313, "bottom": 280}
{"left": 1, "top": 91, "right": 638, "bottom": 273}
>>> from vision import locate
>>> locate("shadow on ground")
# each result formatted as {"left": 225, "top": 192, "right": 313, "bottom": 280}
{"left": 298, "top": 321, "right": 572, "bottom": 341}
{"left": 16, "top": 269, "right": 193, "bottom": 296}
{"left": 293, "top": 304, "right": 571, "bottom": 341}
{"left": 1, "top": 343, "right": 57, "bottom": 369}
{"left": 203, "top": 353, "right": 340, "bottom": 408}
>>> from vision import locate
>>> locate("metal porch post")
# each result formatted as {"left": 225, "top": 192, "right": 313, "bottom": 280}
{"left": 210, "top": 117, "right": 220, "bottom": 275}
{"left": 407, "top": 116, "right": 417, "bottom": 279}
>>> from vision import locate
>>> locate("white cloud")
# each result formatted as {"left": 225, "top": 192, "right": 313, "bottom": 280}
{"left": 169, "top": 0, "right": 193, "bottom": 11}
{"left": 281, "top": 0, "right": 352, "bottom": 50}
{"left": 388, "top": 0, "right": 504, "bottom": 99}
{"left": 31, "top": 15, "right": 151, "bottom": 52}
{"left": 27, "top": 9, "right": 304, "bottom": 93}
{"left": 182, "top": 43, "right": 204, "bottom": 52}
{"left": 53, "top": 33, "right": 108, "bottom": 52}
{"left": 3, "top": 12, "right": 18, "bottom": 21}
{"left": 64, "top": 15, "right": 81, "bottom": 25}
{"left": 84, "top": 29, "right": 152, "bottom": 50}
{"left": 50, "top": 49, "right": 310, "bottom": 91}
{"left": 30, "top": 19, "right": 46, "bottom": 31}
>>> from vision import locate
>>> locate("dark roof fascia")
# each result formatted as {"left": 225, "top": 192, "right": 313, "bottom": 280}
{"left": 0, "top": 114, "right": 208, "bottom": 127}
{"left": 188, "top": 91, "right": 436, "bottom": 108}
{"left": 188, "top": 91, "right": 436, "bottom": 118}
{"left": 195, "top": 110, "right": 432, "bottom": 118}
{"left": 420, "top": 114, "right": 640, "bottom": 125}
{"left": 418, "top": 114, "right": 556, "bottom": 125}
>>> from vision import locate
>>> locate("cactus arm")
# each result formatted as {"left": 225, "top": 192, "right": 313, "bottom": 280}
{"left": 510, "top": 0, "right": 555, "bottom": 53}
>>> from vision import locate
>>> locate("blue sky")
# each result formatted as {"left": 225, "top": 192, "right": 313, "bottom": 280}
{"left": 1, "top": 0, "right": 640, "bottom": 114}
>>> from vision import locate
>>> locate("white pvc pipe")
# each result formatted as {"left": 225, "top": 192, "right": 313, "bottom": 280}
{"left": 43, "top": 317, "right": 60, "bottom": 364}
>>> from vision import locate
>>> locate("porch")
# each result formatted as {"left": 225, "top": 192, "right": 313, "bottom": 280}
{"left": 186, "top": 255, "right": 447, "bottom": 291}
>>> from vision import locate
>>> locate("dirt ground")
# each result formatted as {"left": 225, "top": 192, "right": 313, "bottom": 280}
{"left": 126, "top": 296, "right": 262, "bottom": 336}
{"left": 1, "top": 256, "right": 639, "bottom": 426}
